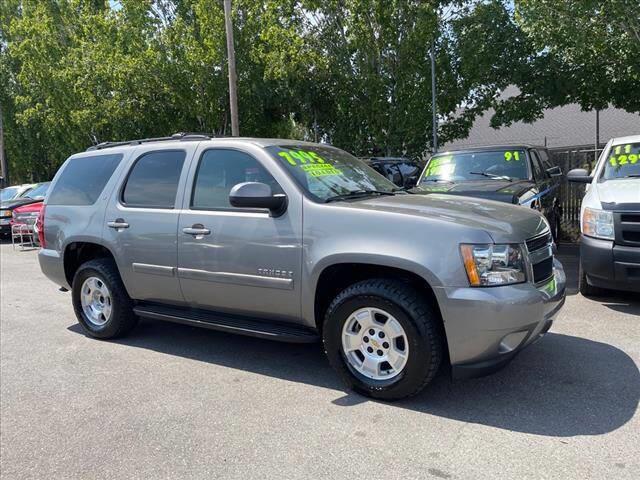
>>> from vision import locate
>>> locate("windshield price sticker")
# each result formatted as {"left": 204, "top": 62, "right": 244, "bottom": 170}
{"left": 277, "top": 149, "right": 342, "bottom": 177}
{"left": 425, "top": 156, "right": 454, "bottom": 177}
{"left": 504, "top": 151, "right": 521, "bottom": 161}
{"left": 278, "top": 149, "right": 326, "bottom": 166}
{"left": 609, "top": 144, "right": 639, "bottom": 167}
{"left": 300, "top": 164, "right": 343, "bottom": 177}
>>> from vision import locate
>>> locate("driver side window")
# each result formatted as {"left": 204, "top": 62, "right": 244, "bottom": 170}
{"left": 191, "top": 149, "right": 283, "bottom": 210}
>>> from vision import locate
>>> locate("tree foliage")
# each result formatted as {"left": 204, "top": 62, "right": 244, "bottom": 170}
{"left": 0, "top": 0, "right": 638, "bottom": 182}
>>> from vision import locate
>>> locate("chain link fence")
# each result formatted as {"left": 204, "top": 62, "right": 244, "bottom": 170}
{"left": 550, "top": 146, "right": 602, "bottom": 243}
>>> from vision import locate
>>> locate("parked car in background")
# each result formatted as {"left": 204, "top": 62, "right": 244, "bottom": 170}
{"left": 38, "top": 134, "right": 565, "bottom": 400}
{"left": 0, "top": 183, "right": 35, "bottom": 202}
{"left": 0, "top": 182, "right": 50, "bottom": 237}
{"left": 364, "top": 157, "right": 424, "bottom": 188}
{"left": 415, "top": 146, "right": 563, "bottom": 240}
{"left": 568, "top": 135, "right": 640, "bottom": 296}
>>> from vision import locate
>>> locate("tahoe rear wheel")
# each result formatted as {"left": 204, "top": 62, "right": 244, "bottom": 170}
{"left": 72, "top": 258, "right": 138, "bottom": 339}
{"left": 323, "top": 279, "right": 443, "bottom": 401}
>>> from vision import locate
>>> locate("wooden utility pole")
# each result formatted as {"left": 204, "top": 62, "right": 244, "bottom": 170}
{"left": 430, "top": 42, "right": 438, "bottom": 153}
{"left": 595, "top": 109, "right": 600, "bottom": 162}
{"left": 0, "top": 101, "right": 7, "bottom": 187}
{"left": 223, "top": 0, "right": 239, "bottom": 136}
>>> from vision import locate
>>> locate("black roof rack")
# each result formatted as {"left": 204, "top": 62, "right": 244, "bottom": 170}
{"left": 86, "top": 132, "right": 216, "bottom": 151}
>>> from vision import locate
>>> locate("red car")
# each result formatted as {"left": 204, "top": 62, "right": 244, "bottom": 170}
{"left": 10, "top": 200, "right": 44, "bottom": 243}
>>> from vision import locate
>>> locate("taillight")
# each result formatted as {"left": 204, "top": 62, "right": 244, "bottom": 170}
{"left": 36, "top": 205, "right": 46, "bottom": 248}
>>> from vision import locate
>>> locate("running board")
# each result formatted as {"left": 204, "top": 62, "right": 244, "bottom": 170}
{"left": 133, "top": 303, "right": 319, "bottom": 344}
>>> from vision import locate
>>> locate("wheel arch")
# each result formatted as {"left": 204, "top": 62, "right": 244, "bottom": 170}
{"left": 63, "top": 241, "right": 118, "bottom": 287}
{"left": 312, "top": 259, "right": 445, "bottom": 330}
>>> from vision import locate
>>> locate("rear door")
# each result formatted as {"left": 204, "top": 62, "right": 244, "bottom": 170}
{"left": 103, "top": 145, "right": 196, "bottom": 304}
{"left": 176, "top": 145, "right": 302, "bottom": 321}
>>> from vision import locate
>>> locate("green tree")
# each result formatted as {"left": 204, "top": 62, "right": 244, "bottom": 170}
{"left": 492, "top": 0, "right": 640, "bottom": 125}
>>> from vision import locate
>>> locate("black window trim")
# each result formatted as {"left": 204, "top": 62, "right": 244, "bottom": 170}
{"left": 119, "top": 149, "right": 187, "bottom": 210}
{"left": 528, "top": 149, "right": 547, "bottom": 181}
{"left": 188, "top": 147, "right": 283, "bottom": 214}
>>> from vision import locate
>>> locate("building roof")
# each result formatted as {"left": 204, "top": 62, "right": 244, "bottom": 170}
{"left": 443, "top": 90, "right": 640, "bottom": 151}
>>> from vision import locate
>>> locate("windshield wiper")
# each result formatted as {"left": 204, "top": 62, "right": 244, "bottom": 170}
{"left": 391, "top": 186, "right": 414, "bottom": 193}
{"left": 469, "top": 171, "right": 512, "bottom": 181}
{"left": 623, "top": 174, "right": 640, "bottom": 178}
{"left": 325, "top": 189, "right": 396, "bottom": 203}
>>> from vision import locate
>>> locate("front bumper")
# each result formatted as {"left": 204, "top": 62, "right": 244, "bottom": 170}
{"left": 434, "top": 258, "right": 566, "bottom": 379}
{"left": 581, "top": 235, "right": 640, "bottom": 293}
{"left": 0, "top": 218, "right": 12, "bottom": 234}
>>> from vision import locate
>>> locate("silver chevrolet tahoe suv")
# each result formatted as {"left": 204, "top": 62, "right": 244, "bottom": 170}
{"left": 38, "top": 134, "right": 566, "bottom": 400}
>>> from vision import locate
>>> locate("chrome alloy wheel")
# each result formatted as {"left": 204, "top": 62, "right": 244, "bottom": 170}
{"left": 80, "top": 276, "right": 112, "bottom": 326}
{"left": 341, "top": 307, "right": 409, "bottom": 380}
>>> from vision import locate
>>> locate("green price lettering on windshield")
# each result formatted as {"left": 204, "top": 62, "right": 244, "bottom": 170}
{"left": 300, "top": 164, "right": 342, "bottom": 177}
{"left": 278, "top": 149, "right": 326, "bottom": 166}
{"left": 425, "top": 156, "right": 453, "bottom": 177}
{"left": 504, "top": 151, "right": 520, "bottom": 161}
{"left": 609, "top": 145, "right": 638, "bottom": 167}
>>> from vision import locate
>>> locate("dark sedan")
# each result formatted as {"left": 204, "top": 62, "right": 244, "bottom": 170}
{"left": 415, "top": 145, "right": 563, "bottom": 239}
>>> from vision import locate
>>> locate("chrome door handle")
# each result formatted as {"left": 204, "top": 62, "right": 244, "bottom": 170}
{"left": 107, "top": 219, "right": 129, "bottom": 229}
{"left": 183, "top": 224, "right": 211, "bottom": 236}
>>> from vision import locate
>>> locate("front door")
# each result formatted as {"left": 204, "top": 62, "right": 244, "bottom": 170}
{"left": 177, "top": 147, "right": 302, "bottom": 321}
{"left": 103, "top": 147, "right": 193, "bottom": 304}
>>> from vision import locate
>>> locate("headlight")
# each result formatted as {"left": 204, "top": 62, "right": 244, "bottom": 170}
{"left": 460, "top": 244, "right": 527, "bottom": 286}
{"left": 582, "top": 207, "right": 614, "bottom": 240}
{"left": 0, "top": 210, "right": 12, "bottom": 217}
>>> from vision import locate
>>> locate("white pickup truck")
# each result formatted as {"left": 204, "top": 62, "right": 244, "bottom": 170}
{"left": 568, "top": 134, "right": 640, "bottom": 296}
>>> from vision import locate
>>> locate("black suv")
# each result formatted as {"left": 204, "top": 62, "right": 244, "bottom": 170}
{"left": 415, "top": 145, "right": 563, "bottom": 239}
{"left": 365, "top": 157, "right": 424, "bottom": 188}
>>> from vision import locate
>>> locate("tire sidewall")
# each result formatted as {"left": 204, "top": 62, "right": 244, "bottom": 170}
{"left": 324, "top": 291, "right": 436, "bottom": 399}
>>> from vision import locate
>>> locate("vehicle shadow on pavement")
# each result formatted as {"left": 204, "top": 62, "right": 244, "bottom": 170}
{"left": 69, "top": 321, "right": 639, "bottom": 437}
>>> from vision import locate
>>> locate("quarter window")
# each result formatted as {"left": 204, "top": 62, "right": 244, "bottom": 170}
{"left": 48, "top": 154, "right": 123, "bottom": 206}
{"left": 122, "top": 150, "right": 186, "bottom": 208}
{"left": 191, "top": 149, "right": 282, "bottom": 210}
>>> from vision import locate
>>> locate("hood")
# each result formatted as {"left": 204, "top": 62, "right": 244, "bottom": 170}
{"left": 341, "top": 193, "right": 548, "bottom": 243}
{"left": 0, "top": 197, "right": 41, "bottom": 210}
{"left": 595, "top": 179, "right": 640, "bottom": 208}
{"left": 416, "top": 179, "right": 534, "bottom": 204}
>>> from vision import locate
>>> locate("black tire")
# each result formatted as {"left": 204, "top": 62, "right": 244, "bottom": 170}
{"left": 578, "top": 261, "right": 606, "bottom": 297}
{"left": 72, "top": 258, "right": 138, "bottom": 339}
{"left": 323, "top": 279, "right": 444, "bottom": 401}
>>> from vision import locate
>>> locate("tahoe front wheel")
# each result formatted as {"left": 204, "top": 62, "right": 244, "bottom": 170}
{"left": 323, "top": 279, "right": 444, "bottom": 400}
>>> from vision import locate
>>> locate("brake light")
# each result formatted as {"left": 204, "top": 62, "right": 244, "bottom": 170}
{"left": 36, "top": 205, "right": 46, "bottom": 248}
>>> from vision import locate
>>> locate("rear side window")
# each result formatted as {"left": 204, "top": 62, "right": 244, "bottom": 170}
{"left": 47, "top": 154, "right": 123, "bottom": 206}
{"left": 122, "top": 150, "right": 186, "bottom": 208}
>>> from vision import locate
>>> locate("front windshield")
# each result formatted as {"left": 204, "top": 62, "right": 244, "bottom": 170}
{"left": 602, "top": 143, "right": 640, "bottom": 180}
{"left": 24, "top": 182, "right": 50, "bottom": 199}
{"left": 265, "top": 145, "right": 397, "bottom": 202}
{"left": 420, "top": 150, "right": 529, "bottom": 183}
{"left": 1, "top": 187, "right": 20, "bottom": 201}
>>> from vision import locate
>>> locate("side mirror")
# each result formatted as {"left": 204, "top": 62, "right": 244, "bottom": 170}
{"left": 229, "top": 182, "right": 287, "bottom": 216}
{"left": 567, "top": 168, "right": 593, "bottom": 184}
{"left": 546, "top": 166, "right": 563, "bottom": 177}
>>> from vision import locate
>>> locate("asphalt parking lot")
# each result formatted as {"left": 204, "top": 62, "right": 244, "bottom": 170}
{"left": 1, "top": 241, "right": 638, "bottom": 479}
